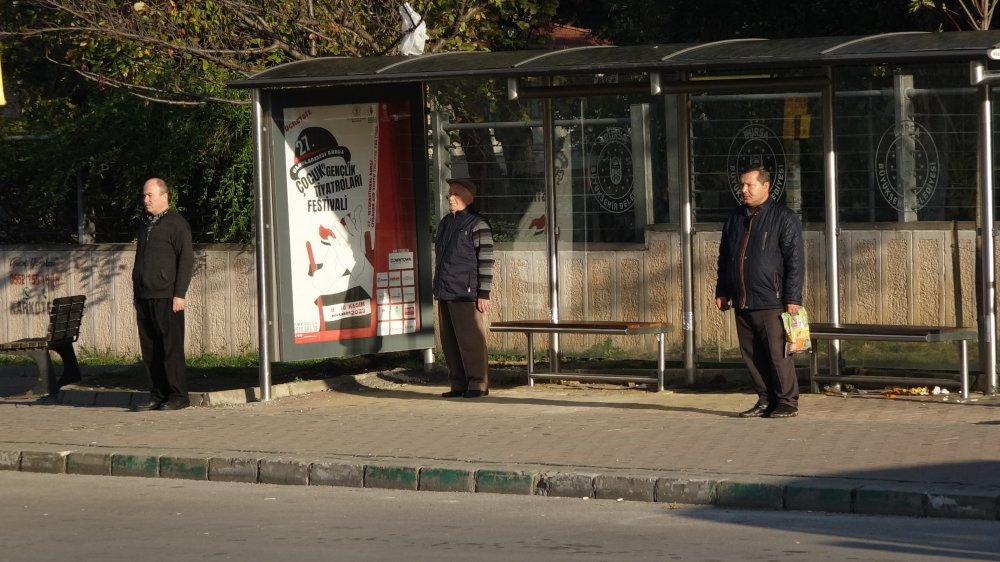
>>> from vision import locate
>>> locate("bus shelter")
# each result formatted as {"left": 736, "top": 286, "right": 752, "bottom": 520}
{"left": 230, "top": 31, "right": 1000, "bottom": 400}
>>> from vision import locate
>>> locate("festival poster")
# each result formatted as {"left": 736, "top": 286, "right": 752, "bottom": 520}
{"left": 282, "top": 102, "right": 420, "bottom": 345}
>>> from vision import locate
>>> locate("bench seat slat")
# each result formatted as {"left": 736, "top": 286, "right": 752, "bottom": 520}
{"left": 811, "top": 374, "right": 960, "bottom": 387}
{"left": 0, "top": 337, "right": 48, "bottom": 351}
{"left": 809, "top": 323, "right": 977, "bottom": 343}
{"left": 490, "top": 320, "right": 673, "bottom": 336}
{"left": 527, "top": 372, "right": 659, "bottom": 385}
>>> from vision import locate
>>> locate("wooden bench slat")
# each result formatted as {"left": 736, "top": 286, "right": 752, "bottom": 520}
{"left": 0, "top": 338, "right": 49, "bottom": 352}
{"left": 809, "top": 323, "right": 976, "bottom": 339}
{"left": 491, "top": 320, "right": 673, "bottom": 335}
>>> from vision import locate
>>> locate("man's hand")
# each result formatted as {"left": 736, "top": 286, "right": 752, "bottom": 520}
{"left": 715, "top": 297, "right": 730, "bottom": 311}
{"left": 173, "top": 297, "right": 186, "bottom": 313}
{"left": 785, "top": 303, "right": 800, "bottom": 314}
{"left": 476, "top": 298, "right": 491, "bottom": 314}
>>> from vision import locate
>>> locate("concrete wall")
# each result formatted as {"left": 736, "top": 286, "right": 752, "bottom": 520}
{"left": 1, "top": 244, "right": 257, "bottom": 359}
{"left": 0, "top": 226, "right": 982, "bottom": 360}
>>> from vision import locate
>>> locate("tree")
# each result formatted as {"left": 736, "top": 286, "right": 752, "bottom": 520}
{"left": 3, "top": 1, "right": 558, "bottom": 105}
{"left": 0, "top": 1, "right": 559, "bottom": 243}
{"left": 556, "top": 0, "right": 937, "bottom": 44}
{"left": 908, "top": 0, "right": 999, "bottom": 30}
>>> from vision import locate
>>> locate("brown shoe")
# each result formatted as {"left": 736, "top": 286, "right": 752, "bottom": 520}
{"left": 463, "top": 389, "right": 489, "bottom": 398}
{"left": 441, "top": 390, "right": 465, "bottom": 398}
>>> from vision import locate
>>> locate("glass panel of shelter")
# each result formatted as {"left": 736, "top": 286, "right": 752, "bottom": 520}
{"left": 433, "top": 64, "right": 985, "bottom": 235}
{"left": 432, "top": 82, "right": 656, "bottom": 247}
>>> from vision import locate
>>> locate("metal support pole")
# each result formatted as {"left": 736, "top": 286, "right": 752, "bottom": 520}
{"left": 251, "top": 91, "right": 273, "bottom": 401}
{"left": 423, "top": 348, "right": 434, "bottom": 373}
{"left": 676, "top": 85, "right": 696, "bottom": 384}
{"left": 543, "top": 95, "right": 560, "bottom": 372}
{"left": 976, "top": 73, "right": 998, "bottom": 395}
{"left": 822, "top": 69, "right": 842, "bottom": 381}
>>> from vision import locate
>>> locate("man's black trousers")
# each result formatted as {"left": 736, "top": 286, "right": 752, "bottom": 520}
{"left": 135, "top": 298, "right": 188, "bottom": 402}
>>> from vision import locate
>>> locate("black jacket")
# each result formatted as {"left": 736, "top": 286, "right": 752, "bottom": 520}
{"left": 132, "top": 209, "right": 194, "bottom": 300}
{"left": 715, "top": 198, "right": 804, "bottom": 310}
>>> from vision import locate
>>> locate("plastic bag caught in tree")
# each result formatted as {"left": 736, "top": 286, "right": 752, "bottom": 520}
{"left": 399, "top": 3, "right": 427, "bottom": 56}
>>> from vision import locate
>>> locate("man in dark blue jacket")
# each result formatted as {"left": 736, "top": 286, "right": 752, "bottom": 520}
{"left": 433, "top": 178, "right": 494, "bottom": 398}
{"left": 715, "top": 167, "right": 804, "bottom": 418}
{"left": 131, "top": 178, "right": 194, "bottom": 411}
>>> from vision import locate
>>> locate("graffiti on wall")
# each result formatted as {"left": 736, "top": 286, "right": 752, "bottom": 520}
{"left": 7, "top": 256, "right": 64, "bottom": 315}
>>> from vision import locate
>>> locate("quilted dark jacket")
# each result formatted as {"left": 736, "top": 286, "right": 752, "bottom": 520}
{"left": 715, "top": 198, "right": 804, "bottom": 310}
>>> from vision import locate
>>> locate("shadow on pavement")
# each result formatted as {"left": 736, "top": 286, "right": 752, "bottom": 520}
{"left": 673, "top": 494, "right": 1000, "bottom": 560}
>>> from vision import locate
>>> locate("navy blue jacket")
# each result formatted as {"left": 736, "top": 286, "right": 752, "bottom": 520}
{"left": 715, "top": 198, "right": 804, "bottom": 310}
{"left": 433, "top": 207, "right": 493, "bottom": 302}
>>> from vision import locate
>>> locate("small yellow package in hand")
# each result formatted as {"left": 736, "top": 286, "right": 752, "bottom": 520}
{"left": 781, "top": 307, "right": 812, "bottom": 355}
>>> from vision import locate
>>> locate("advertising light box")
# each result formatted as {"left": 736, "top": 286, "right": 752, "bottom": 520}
{"left": 262, "top": 84, "right": 433, "bottom": 361}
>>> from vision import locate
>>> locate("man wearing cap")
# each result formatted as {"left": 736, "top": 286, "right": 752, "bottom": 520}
{"left": 433, "top": 178, "right": 494, "bottom": 398}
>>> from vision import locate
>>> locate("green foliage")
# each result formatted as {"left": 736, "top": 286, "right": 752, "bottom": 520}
{"left": 556, "top": 0, "right": 945, "bottom": 44}
{"left": 0, "top": 82, "right": 254, "bottom": 242}
{"left": 0, "top": 0, "right": 563, "bottom": 244}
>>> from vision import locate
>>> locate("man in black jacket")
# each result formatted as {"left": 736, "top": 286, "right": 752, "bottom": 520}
{"left": 715, "top": 167, "right": 804, "bottom": 418}
{"left": 131, "top": 178, "right": 194, "bottom": 411}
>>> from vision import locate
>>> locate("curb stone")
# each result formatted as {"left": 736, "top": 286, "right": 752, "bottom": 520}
{"left": 537, "top": 471, "right": 601, "bottom": 498}
{"left": 1, "top": 445, "right": 998, "bottom": 520}
{"left": 260, "top": 457, "right": 310, "bottom": 485}
{"left": 57, "top": 376, "right": 342, "bottom": 408}
{"left": 111, "top": 452, "right": 159, "bottom": 478}
{"left": 365, "top": 464, "right": 419, "bottom": 491}
{"left": 475, "top": 469, "right": 535, "bottom": 495}
{"left": 21, "top": 450, "right": 68, "bottom": 474}
{"left": 715, "top": 478, "right": 787, "bottom": 510}
{"left": 783, "top": 478, "right": 855, "bottom": 514}
{"left": 419, "top": 466, "right": 476, "bottom": 493}
{"left": 655, "top": 477, "right": 720, "bottom": 505}
{"left": 208, "top": 456, "right": 259, "bottom": 483}
{"left": 309, "top": 460, "right": 365, "bottom": 488}
{"left": 67, "top": 451, "right": 112, "bottom": 476}
{"left": 594, "top": 474, "right": 657, "bottom": 502}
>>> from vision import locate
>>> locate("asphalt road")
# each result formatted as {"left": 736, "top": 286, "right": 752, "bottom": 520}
{"left": 1, "top": 472, "right": 996, "bottom": 562}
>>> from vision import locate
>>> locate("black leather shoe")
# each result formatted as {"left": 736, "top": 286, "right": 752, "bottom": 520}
{"left": 765, "top": 403, "right": 798, "bottom": 418}
{"left": 738, "top": 402, "right": 771, "bottom": 418}
{"left": 131, "top": 399, "right": 164, "bottom": 412}
{"left": 463, "top": 389, "right": 489, "bottom": 398}
{"left": 441, "top": 390, "right": 465, "bottom": 398}
{"left": 160, "top": 398, "right": 190, "bottom": 411}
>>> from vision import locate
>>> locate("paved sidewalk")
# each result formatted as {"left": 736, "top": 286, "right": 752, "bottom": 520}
{"left": 1, "top": 367, "right": 999, "bottom": 520}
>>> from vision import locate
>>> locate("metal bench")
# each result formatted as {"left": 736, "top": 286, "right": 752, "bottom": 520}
{"left": 489, "top": 320, "right": 674, "bottom": 391}
{"left": 0, "top": 295, "right": 87, "bottom": 396}
{"left": 807, "top": 323, "right": 978, "bottom": 399}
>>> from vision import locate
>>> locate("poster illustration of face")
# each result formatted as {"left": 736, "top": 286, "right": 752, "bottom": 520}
{"left": 282, "top": 102, "right": 421, "bottom": 346}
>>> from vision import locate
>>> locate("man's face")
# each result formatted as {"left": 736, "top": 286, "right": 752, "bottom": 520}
{"left": 739, "top": 171, "right": 771, "bottom": 208}
{"left": 447, "top": 183, "right": 473, "bottom": 213}
{"left": 143, "top": 182, "right": 169, "bottom": 215}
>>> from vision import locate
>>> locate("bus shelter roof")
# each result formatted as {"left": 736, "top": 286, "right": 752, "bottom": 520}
{"left": 229, "top": 31, "right": 1000, "bottom": 90}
